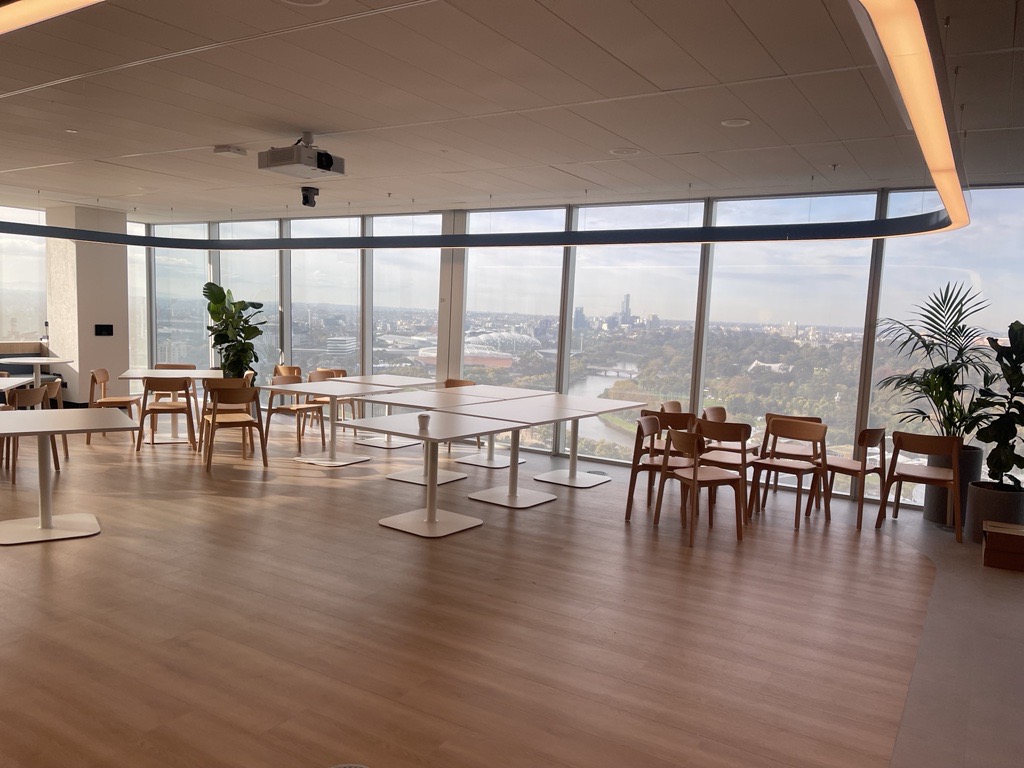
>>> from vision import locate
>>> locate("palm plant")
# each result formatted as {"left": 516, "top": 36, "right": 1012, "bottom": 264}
{"left": 203, "top": 281, "right": 266, "bottom": 378}
{"left": 975, "top": 321, "right": 1024, "bottom": 488}
{"left": 877, "top": 282, "right": 995, "bottom": 438}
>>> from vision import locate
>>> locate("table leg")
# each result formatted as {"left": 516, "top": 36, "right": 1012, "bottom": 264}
{"left": 535, "top": 417, "right": 612, "bottom": 488}
{"left": 470, "top": 430, "right": 556, "bottom": 508}
{"left": 455, "top": 432, "right": 526, "bottom": 468}
{"left": 387, "top": 435, "right": 466, "bottom": 485}
{"left": 0, "top": 433, "right": 101, "bottom": 544}
{"left": 355, "top": 402, "right": 420, "bottom": 449}
{"left": 378, "top": 440, "right": 483, "bottom": 537}
{"left": 293, "top": 395, "right": 370, "bottom": 467}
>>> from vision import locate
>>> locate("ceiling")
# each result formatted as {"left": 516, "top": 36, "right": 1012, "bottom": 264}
{"left": 0, "top": 0, "right": 1019, "bottom": 223}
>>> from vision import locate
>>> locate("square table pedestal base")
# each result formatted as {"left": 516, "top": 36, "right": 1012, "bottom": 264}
{"left": 378, "top": 509, "right": 482, "bottom": 537}
{"left": 0, "top": 513, "right": 101, "bottom": 545}
{"left": 387, "top": 468, "right": 466, "bottom": 485}
{"left": 456, "top": 454, "right": 526, "bottom": 468}
{"left": 469, "top": 487, "right": 556, "bottom": 509}
{"left": 534, "top": 469, "right": 612, "bottom": 488}
{"left": 293, "top": 453, "right": 370, "bottom": 468}
{"left": 355, "top": 436, "right": 420, "bottom": 449}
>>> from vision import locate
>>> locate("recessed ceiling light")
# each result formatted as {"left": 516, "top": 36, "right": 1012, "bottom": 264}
{"left": 609, "top": 147, "right": 641, "bottom": 156}
{"left": 721, "top": 118, "right": 751, "bottom": 128}
{"left": 278, "top": 0, "right": 330, "bottom": 6}
{"left": 64, "top": 129, "right": 78, "bottom": 134}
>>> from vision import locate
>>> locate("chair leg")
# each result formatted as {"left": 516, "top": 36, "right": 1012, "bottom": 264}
{"left": 855, "top": 474, "right": 866, "bottom": 531}
{"left": 892, "top": 482, "right": 903, "bottom": 519}
{"left": 952, "top": 482, "right": 963, "bottom": 543}
{"left": 51, "top": 436, "right": 60, "bottom": 472}
{"left": 794, "top": 478, "right": 803, "bottom": 530}
{"left": 688, "top": 482, "right": 697, "bottom": 548}
{"left": 821, "top": 470, "right": 831, "bottom": 522}
{"left": 625, "top": 469, "right": 639, "bottom": 521}
{"left": 654, "top": 475, "right": 670, "bottom": 525}
{"left": 733, "top": 483, "right": 743, "bottom": 541}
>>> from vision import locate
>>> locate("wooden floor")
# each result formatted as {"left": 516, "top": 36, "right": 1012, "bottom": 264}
{"left": 0, "top": 428, "right": 935, "bottom": 768}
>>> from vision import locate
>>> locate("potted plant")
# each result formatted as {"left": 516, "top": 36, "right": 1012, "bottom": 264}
{"left": 203, "top": 281, "right": 266, "bottom": 378}
{"left": 966, "top": 320, "right": 1024, "bottom": 542}
{"left": 876, "top": 282, "right": 994, "bottom": 523}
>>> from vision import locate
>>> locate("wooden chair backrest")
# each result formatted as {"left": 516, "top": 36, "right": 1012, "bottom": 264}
{"left": 89, "top": 368, "right": 110, "bottom": 401}
{"left": 444, "top": 378, "right": 476, "bottom": 388}
{"left": 317, "top": 368, "right": 347, "bottom": 377}
{"left": 274, "top": 365, "right": 301, "bottom": 377}
{"left": 695, "top": 418, "right": 751, "bottom": 445}
{"left": 631, "top": 415, "right": 662, "bottom": 463}
{"left": 0, "top": 371, "right": 8, "bottom": 378}
{"left": 660, "top": 400, "right": 683, "bottom": 413}
{"left": 701, "top": 405, "right": 727, "bottom": 422}
{"left": 656, "top": 411, "right": 696, "bottom": 433}
{"left": 211, "top": 387, "right": 259, "bottom": 407}
{"left": 307, "top": 370, "right": 334, "bottom": 383}
{"left": 667, "top": 428, "right": 706, "bottom": 461}
{"left": 43, "top": 379, "right": 63, "bottom": 400}
{"left": 7, "top": 386, "right": 47, "bottom": 409}
{"left": 142, "top": 376, "right": 191, "bottom": 395}
{"left": 891, "top": 431, "right": 961, "bottom": 461}
{"left": 271, "top": 375, "right": 301, "bottom": 386}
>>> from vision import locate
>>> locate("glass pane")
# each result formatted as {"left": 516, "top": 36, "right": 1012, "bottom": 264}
{"left": 153, "top": 222, "right": 211, "bottom": 369}
{"left": 220, "top": 220, "right": 280, "bottom": 383}
{"left": 716, "top": 193, "right": 876, "bottom": 225}
{"left": 874, "top": 188, "right": 1024, "bottom": 498}
{"left": 291, "top": 217, "right": 361, "bottom": 375}
{"left": 371, "top": 214, "right": 441, "bottom": 375}
{"left": 708, "top": 195, "right": 874, "bottom": 490}
{"left": 127, "top": 222, "right": 149, "bottom": 379}
{"left": 0, "top": 206, "right": 46, "bottom": 340}
{"left": 573, "top": 202, "right": 705, "bottom": 461}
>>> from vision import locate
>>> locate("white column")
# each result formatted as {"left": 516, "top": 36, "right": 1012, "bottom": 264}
{"left": 45, "top": 206, "right": 130, "bottom": 404}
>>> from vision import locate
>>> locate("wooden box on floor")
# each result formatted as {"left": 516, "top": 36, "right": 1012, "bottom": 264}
{"left": 982, "top": 521, "right": 1024, "bottom": 572}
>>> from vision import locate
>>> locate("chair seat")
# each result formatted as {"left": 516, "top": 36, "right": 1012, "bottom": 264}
{"left": 826, "top": 456, "right": 881, "bottom": 474}
{"left": 673, "top": 465, "right": 741, "bottom": 484}
{"left": 273, "top": 403, "right": 323, "bottom": 413}
{"left": 701, "top": 449, "right": 746, "bottom": 467}
{"left": 891, "top": 463, "right": 954, "bottom": 484}
{"left": 205, "top": 413, "right": 257, "bottom": 427}
{"left": 145, "top": 401, "right": 191, "bottom": 412}
{"left": 96, "top": 395, "right": 141, "bottom": 407}
{"left": 773, "top": 441, "right": 814, "bottom": 459}
{"left": 753, "top": 457, "right": 817, "bottom": 473}
{"left": 640, "top": 455, "right": 693, "bottom": 469}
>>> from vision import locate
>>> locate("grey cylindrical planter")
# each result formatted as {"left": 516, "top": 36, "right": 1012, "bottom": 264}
{"left": 965, "top": 481, "right": 1024, "bottom": 544}
{"left": 923, "top": 444, "right": 983, "bottom": 525}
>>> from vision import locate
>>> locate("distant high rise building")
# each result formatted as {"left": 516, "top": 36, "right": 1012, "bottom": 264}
{"left": 573, "top": 306, "right": 587, "bottom": 330}
{"left": 621, "top": 293, "right": 631, "bottom": 320}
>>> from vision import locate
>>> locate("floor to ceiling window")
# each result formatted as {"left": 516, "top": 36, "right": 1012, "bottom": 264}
{"left": 219, "top": 220, "right": 281, "bottom": 383}
{"left": 371, "top": 213, "right": 441, "bottom": 374}
{"left": 0, "top": 206, "right": 46, "bottom": 341}
{"left": 707, "top": 194, "right": 876, "bottom": 463}
{"left": 291, "top": 217, "right": 362, "bottom": 376}
{"left": 572, "top": 202, "right": 704, "bottom": 461}
{"left": 153, "top": 222, "right": 211, "bottom": 369}
{"left": 464, "top": 208, "right": 565, "bottom": 391}
{"left": 126, "top": 221, "right": 148, "bottom": 374}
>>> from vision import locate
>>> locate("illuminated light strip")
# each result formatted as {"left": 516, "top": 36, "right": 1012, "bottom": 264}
{"left": 857, "top": 0, "right": 969, "bottom": 230}
{"left": 0, "top": 0, "right": 104, "bottom": 36}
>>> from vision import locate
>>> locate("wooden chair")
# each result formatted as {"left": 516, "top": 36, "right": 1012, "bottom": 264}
{"left": 302, "top": 369, "right": 356, "bottom": 432}
{"left": 825, "top": 428, "right": 886, "bottom": 531}
{"left": 274, "top": 364, "right": 302, "bottom": 377}
{"left": 203, "top": 387, "right": 268, "bottom": 470}
{"left": 701, "top": 405, "right": 727, "bottom": 422}
{"left": 87, "top": 368, "right": 142, "bottom": 444}
{"left": 749, "top": 418, "right": 829, "bottom": 529}
{"left": 624, "top": 414, "right": 693, "bottom": 521}
{"left": 654, "top": 429, "right": 746, "bottom": 546}
{"left": 4, "top": 386, "right": 57, "bottom": 483}
{"left": 443, "top": 377, "right": 480, "bottom": 451}
{"left": 697, "top": 405, "right": 750, "bottom": 453}
{"left": 757, "top": 413, "right": 824, "bottom": 506}
{"left": 197, "top": 374, "right": 254, "bottom": 453}
{"left": 643, "top": 408, "right": 696, "bottom": 458}
{"left": 153, "top": 362, "right": 201, "bottom": 417}
{"left": 660, "top": 400, "right": 684, "bottom": 413}
{"left": 696, "top": 418, "right": 754, "bottom": 513}
{"left": 135, "top": 376, "right": 197, "bottom": 451}
{"left": 43, "top": 378, "right": 69, "bottom": 462}
{"left": 265, "top": 375, "right": 325, "bottom": 452}
{"left": 876, "top": 432, "right": 964, "bottom": 542}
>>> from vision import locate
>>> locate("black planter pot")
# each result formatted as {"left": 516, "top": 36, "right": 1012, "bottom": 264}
{"left": 965, "top": 481, "right": 1024, "bottom": 544}
{"left": 922, "top": 444, "right": 983, "bottom": 525}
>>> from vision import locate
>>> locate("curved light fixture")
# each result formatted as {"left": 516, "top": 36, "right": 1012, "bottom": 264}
{"left": 855, "top": 0, "right": 969, "bottom": 230}
{"left": 0, "top": 0, "right": 104, "bottom": 36}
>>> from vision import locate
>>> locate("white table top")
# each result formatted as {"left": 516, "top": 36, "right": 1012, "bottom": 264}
{"left": 120, "top": 368, "right": 223, "bottom": 380}
{"left": 259, "top": 381, "right": 397, "bottom": 397}
{"left": 0, "top": 376, "right": 35, "bottom": 392}
{"left": 529, "top": 393, "right": 647, "bottom": 415}
{"left": 437, "top": 398, "right": 592, "bottom": 426}
{"left": 339, "top": 374, "right": 436, "bottom": 387}
{"left": 344, "top": 411, "right": 522, "bottom": 442}
{"left": 2, "top": 356, "right": 72, "bottom": 366}
{"left": 356, "top": 389, "right": 499, "bottom": 410}
{"left": 431, "top": 384, "right": 552, "bottom": 400}
{"left": 0, "top": 408, "right": 138, "bottom": 437}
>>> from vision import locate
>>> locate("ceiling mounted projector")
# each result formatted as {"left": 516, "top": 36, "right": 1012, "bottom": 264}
{"left": 257, "top": 132, "right": 345, "bottom": 179}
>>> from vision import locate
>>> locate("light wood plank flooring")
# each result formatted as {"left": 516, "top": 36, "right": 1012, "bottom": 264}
{"left": 0, "top": 428, "right": 937, "bottom": 768}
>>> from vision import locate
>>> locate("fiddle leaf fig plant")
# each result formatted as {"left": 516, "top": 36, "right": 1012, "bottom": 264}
{"left": 203, "top": 281, "right": 266, "bottom": 378}
{"left": 976, "top": 321, "right": 1024, "bottom": 489}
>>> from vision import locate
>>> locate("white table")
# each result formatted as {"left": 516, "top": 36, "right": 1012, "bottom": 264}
{"left": 257, "top": 380, "right": 395, "bottom": 467}
{"left": 1, "top": 376, "right": 35, "bottom": 393}
{"left": 0, "top": 409, "right": 139, "bottom": 544}
{"left": 2, "top": 356, "right": 73, "bottom": 387}
{"left": 530, "top": 394, "right": 647, "bottom": 488}
{"left": 339, "top": 374, "right": 436, "bottom": 388}
{"left": 438, "top": 399, "right": 594, "bottom": 508}
{"left": 433, "top": 385, "right": 550, "bottom": 467}
{"left": 353, "top": 389, "right": 500, "bottom": 483}
{"left": 343, "top": 411, "right": 522, "bottom": 537}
